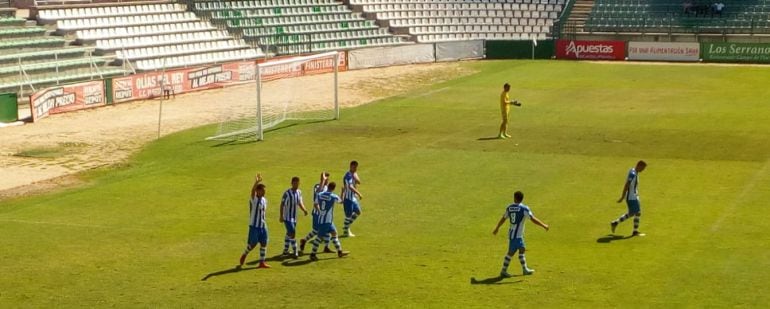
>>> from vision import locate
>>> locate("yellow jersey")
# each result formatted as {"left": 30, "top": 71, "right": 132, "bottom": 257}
{"left": 500, "top": 91, "right": 511, "bottom": 115}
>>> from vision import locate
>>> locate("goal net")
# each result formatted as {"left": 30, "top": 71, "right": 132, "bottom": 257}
{"left": 207, "top": 51, "right": 340, "bottom": 141}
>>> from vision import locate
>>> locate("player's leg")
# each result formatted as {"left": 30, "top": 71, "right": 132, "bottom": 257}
{"left": 500, "top": 246, "right": 517, "bottom": 278}
{"left": 629, "top": 201, "right": 643, "bottom": 236}
{"left": 283, "top": 222, "right": 291, "bottom": 255}
{"left": 611, "top": 205, "right": 631, "bottom": 233}
{"left": 309, "top": 225, "right": 329, "bottom": 261}
{"left": 288, "top": 222, "right": 298, "bottom": 257}
{"left": 330, "top": 230, "right": 349, "bottom": 258}
{"left": 518, "top": 247, "right": 534, "bottom": 275}
{"left": 257, "top": 228, "right": 271, "bottom": 268}
{"left": 240, "top": 226, "right": 259, "bottom": 266}
{"left": 343, "top": 201, "right": 361, "bottom": 237}
{"left": 632, "top": 212, "right": 642, "bottom": 235}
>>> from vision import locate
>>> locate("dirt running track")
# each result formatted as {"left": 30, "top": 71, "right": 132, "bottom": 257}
{"left": 0, "top": 62, "right": 475, "bottom": 200}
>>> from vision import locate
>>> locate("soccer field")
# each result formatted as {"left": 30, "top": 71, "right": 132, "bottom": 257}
{"left": 1, "top": 60, "right": 769, "bottom": 307}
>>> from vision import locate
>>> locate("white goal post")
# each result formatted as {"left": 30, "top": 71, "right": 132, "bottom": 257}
{"left": 207, "top": 51, "right": 340, "bottom": 141}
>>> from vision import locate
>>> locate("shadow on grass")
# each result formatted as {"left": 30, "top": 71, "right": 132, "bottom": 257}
{"left": 477, "top": 136, "right": 503, "bottom": 141}
{"left": 245, "top": 254, "right": 292, "bottom": 265}
{"left": 208, "top": 119, "right": 335, "bottom": 147}
{"left": 201, "top": 265, "right": 260, "bottom": 281}
{"left": 596, "top": 234, "right": 634, "bottom": 243}
{"left": 470, "top": 275, "right": 523, "bottom": 285}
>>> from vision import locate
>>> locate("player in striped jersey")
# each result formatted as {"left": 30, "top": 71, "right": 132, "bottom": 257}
{"left": 309, "top": 182, "right": 349, "bottom": 261}
{"left": 341, "top": 161, "right": 363, "bottom": 237}
{"left": 299, "top": 172, "right": 332, "bottom": 254}
{"left": 493, "top": 191, "right": 549, "bottom": 277}
{"left": 280, "top": 177, "right": 309, "bottom": 258}
{"left": 239, "top": 173, "right": 271, "bottom": 269}
{"left": 611, "top": 160, "right": 647, "bottom": 237}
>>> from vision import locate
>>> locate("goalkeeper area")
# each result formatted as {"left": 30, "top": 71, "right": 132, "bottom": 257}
{"left": 208, "top": 52, "right": 341, "bottom": 141}
{"left": 1, "top": 60, "right": 769, "bottom": 307}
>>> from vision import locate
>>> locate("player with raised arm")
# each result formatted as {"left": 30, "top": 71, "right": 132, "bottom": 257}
{"left": 493, "top": 191, "right": 549, "bottom": 277}
{"left": 238, "top": 173, "right": 271, "bottom": 269}
{"left": 498, "top": 83, "right": 522, "bottom": 139}
{"left": 299, "top": 172, "right": 332, "bottom": 254}
{"left": 611, "top": 160, "right": 648, "bottom": 237}
{"left": 309, "top": 182, "right": 349, "bottom": 261}
{"left": 280, "top": 176, "right": 309, "bottom": 258}
{"left": 341, "top": 161, "right": 363, "bottom": 237}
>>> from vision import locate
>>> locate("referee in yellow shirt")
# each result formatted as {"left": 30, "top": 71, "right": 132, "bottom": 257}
{"left": 499, "top": 83, "right": 521, "bottom": 139}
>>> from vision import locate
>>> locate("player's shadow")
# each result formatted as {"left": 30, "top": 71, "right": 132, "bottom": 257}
{"left": 470, "top": 275, "right": 523, "bottom": 285}
{"left": 477, "top": 136, "right": 503, "bottom": 141}
{"left": 200, "top": 265, "right": 259, "bottom": 281}
{"left": 245, "top": 254, "right": 292, "bottom": 265}
{"left": 596, "top": 234, "right": 633, "bottom": 243}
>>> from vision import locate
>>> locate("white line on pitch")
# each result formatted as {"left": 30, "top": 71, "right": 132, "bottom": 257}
{"left": 410, "top": 87, "right": 450, "bottom": 98}
{"left": 710, "top": 158, "right": 769, "bottom": 232}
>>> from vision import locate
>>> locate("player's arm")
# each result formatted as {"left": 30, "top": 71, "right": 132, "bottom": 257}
{"left": 279, "top": 194, "right": 286, "bottom": 223}
{"left": 617, "top": 180, "right": 630, "bottom": 203}
{"left": 345, "top": 180, "right": 363, "bottom": 199}
{"left": 529, "top": 216, "right": 549, "bottom": 231}
{"left": 250, "top": 173, "right": 262, "bottom": 197}
{"left": 492, "top": 216, "right": 507, "bottom": 235}
{"left": 298, "top": 200, "right": 308, "bottom": 216}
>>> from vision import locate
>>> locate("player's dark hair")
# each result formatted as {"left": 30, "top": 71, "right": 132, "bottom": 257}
{"left": 323, "top": 171, "right": 330, "bottom": 177}
{"left": 350, "top": 161, "right": 358, "bottom": 167}
{"left": 514, "top": 191, "right": 524, "bottom": 202}
{"left": 291, "top": 176, "right": 300, "bottom": 183}
{"left": 256, "top": 184, "right": 266, "bottom": 190}
{"left": 327, "top": 182, "right": 337, "bottom": 191}
{"left": 637, "top": 160, "right": 647, "bottom": 167}
{"left": 504, "top": 83, "right": 511, "bottom": 89}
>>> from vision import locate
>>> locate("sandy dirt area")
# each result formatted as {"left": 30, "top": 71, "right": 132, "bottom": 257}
{"left": 0, "top": 62, "right": 476, "bottom": 200}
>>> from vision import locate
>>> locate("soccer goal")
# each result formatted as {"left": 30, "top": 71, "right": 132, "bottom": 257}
{"left": 207, "top": 51, "right": 340, "bottom": 141}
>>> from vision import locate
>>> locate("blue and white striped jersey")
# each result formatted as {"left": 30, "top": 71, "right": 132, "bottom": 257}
{"left": 342, "top": 171, "right": 357, "bottom": 202}
{"left": 503, "top": 203, "right": 533, "bottom": 240}
{"left": 315, "top": 191, "right": 341, "bottom": 225}
{"left": 281, "top": 188, "right": 303, "bottom": 222}
{"left": 312, "top": 183, "right": 327, "bottom": 217}
{"left": 625, "top": 168, "right": 640, "bottom": 201}
{"left": 249, "top": 196, "right": 267, "bottom": 228}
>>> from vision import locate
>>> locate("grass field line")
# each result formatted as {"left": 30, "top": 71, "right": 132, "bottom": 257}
{"left": 407, "top": 86, "right": 450, "bottom": 98}
{"left": 710, "top": 157, "right": 770, "bottom": 232}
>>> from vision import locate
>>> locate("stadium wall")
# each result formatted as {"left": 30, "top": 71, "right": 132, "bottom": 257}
{"left": 485, "top": 40, "right": 555, "bottom": 59}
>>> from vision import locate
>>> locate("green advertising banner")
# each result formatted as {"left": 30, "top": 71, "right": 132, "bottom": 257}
{"left": 701, "top": 42, "right": 770, "bottom": 63}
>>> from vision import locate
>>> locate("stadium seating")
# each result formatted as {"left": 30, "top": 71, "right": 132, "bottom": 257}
{"left": 586, "top": 0, "right": 770, "bottom": 34}
{"left": 191, "top": 0, "right": 411, "bottom": 55}
{"left": 351, "top": 0, "right": 565, "bottom": 42}
{"left": 37, "top": 2, "right": 264, "bottom": 71}
{"left": 0, "top": 5, "right": 123, "bottom": 96}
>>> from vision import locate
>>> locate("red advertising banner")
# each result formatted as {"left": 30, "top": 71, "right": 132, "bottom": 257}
{"left": 112, "top": 60, "right": 257, "bottom": 103}
{"left": 28, "top": 80, "right": 106, "bottom": 122}
{"left": 556, "top": 40, "right": 626, "bottom": 60}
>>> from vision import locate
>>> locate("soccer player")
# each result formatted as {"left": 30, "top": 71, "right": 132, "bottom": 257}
{"left": 341, "top": 161, "right": 363, "bottom": 237}
{"left": 498, "top": 83, "right": 521, "bottom": 139}
{"left": 611, "top": 160, "right": 648, "bottom": 236}
{"left": 299, "top": 172, "right": 332, "bottom": 254}
{"left": 309, "top": 182, "right": 349, "bottom": 261}
{"left": 239, "top": 173, "right": 270, "bottom": 269}
{"left": 493, "top": 191, "right": 549, "bottom": 277}
{"left": 280, "top": 176, "right": 309, "bottom": 258}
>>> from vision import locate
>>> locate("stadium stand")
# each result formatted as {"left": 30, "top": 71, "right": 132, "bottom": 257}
{"left": 191, "top": 0, "right": 411, "bottom": 55}
{"left": 36, "top": 1, "right": 263, "bottom": 72}
{"left": 0, "top": 7, "right": 121, "bottom": 97}
{"left": 350, "top": 0, "right": 565, "bottom": 43}
{"left": 585, "top": 0, "right": 770, "bottom": 34}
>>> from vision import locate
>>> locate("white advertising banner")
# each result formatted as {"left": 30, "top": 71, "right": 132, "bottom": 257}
{"left": 435, "top": 40, "right": 484, "bottom": 61}
{"left": 628, "top": 42, "right": 700, "bottom": 62}
{"left": 348, "top": 44, "right": 435, "bottom": 69}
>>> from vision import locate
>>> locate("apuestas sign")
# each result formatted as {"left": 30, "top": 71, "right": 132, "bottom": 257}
{"left": 556, "top": 40, "right": 625, "bottom": 60}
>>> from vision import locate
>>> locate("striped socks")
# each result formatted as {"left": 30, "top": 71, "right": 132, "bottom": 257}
{"left": 633, "top": 214, "right": 641, "bottom": 232}
{"left": 302, "top": 230, "right": 318, "bottom": 242}
{"left": 613, "top": 214, "right": 629, "bottom": 225}
{"left": 310, "top": 237, "right": 322, "bottom": 254}
{"left": 283, "top": 236, "right": 290, "bottom": 253}
{"left": 243, "top": 244, "right": 255, "bottom": 256}
{"left": 501, "top": 255, "right": 512, "bottom": 273}
{"left": 259, "top": 247, "right": 266, "bottom": 263}
{"left": 519, "top": 254, "right": 527, "bottom": 269}
{"left": 290, "top": 239, "right": 297, "bottom": 253}
{"left": 344, "top": 213, "right": 359, "bottom": 232}
{"left": 331, "top": 236, "right": 342, "bottom": 252}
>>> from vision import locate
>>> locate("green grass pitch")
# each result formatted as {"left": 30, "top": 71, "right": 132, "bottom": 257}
{"left": 1, "top": 60, "right": 769, "bottom": 307}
